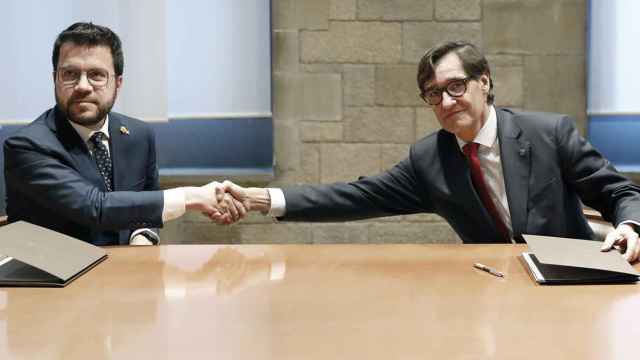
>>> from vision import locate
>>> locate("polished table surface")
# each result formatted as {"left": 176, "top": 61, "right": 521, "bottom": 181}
{"left": 0, "top": 244, "right": 639, "bottom": 359}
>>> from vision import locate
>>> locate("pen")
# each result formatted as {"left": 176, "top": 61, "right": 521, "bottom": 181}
{"left": 473, "top": 263, "right": 504, "bottom": 278}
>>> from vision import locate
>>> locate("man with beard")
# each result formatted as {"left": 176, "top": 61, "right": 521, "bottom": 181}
{"left": 3, "top": 22, "right": 244, "bottom": 245}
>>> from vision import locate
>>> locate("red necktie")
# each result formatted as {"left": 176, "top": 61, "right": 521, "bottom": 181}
{"left": 463, "top": 142, "right": 510, "bottom": 242}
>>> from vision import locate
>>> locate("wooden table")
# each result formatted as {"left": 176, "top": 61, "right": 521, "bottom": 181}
{"left": 0, "top": 244, "right": 638, "bottom": 359}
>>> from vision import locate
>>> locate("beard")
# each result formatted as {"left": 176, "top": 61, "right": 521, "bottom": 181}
{"left": 55, "top": 90, "right": 117, "bottom": 127}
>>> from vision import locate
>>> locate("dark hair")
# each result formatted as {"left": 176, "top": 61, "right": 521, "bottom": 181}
{"left": 52, "top": 22, "right": 124, "bottom": 76}
{"left": 417, "top": 41, "right": 494, "bottom": 104}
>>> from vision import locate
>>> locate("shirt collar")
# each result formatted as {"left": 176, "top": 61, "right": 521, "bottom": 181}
{"left": 69, "top": 115, "right": 110, "bottom": 144}
{"left": 456, "top": 106, "right": 497, "bottom": 150}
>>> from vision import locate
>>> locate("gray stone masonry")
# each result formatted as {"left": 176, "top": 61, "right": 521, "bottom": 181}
{"left": 165, "top": 0, "right": 587, "bottom": 245}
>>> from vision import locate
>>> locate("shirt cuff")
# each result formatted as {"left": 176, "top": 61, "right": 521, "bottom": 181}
{"left": 162, "top": 188, "right": 186, "bottom": 222}
{"left": 619, "top": 220, "right": 640, "bottom": 231}
{"left": 129, "top": 228, "right": 159, "bottom": 245}
{"left": 267, "top": 188, "right": 286, "bottom": 217}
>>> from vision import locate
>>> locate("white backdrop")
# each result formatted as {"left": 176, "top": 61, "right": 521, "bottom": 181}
{"left": 0, "top": 0, "right": 271, "bottom": 123}
{"left": 588, "top": 0, "right": 640, "bottom": 115}
{"left": 166, "top": 0, "right": 271, "bottom": 119}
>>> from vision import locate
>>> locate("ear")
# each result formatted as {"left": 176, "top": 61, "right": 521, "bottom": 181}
{"left": 115, "top": 75, "right": 123, "bottom": 91}
{"left": 113, "top": 75, "right": 123, "bottom": 101}
{"left": 479, "top": 74, "right": 490, "bottom": 92}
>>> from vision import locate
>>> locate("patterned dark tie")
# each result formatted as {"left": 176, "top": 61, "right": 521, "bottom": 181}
{"left": 89, "top": 132, "right": 113, "bottom": 191}
{"left": 463, "top": 142, "right": 510, "bottom": 242}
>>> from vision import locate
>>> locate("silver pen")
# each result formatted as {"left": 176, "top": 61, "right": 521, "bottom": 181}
{"left": 473, "top": 263, "right": 505, "bottom": 278}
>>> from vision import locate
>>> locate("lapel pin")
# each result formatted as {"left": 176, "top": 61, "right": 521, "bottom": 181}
{"left": 519, "top": 148, "right": 527, "bottom": 156}
{"left": 119, "top": 126, "right": 130, "bottom": 135}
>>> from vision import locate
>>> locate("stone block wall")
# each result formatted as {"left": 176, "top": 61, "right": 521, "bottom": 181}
{"left": 162, "top": 0, "right": 586, "bottom": 244}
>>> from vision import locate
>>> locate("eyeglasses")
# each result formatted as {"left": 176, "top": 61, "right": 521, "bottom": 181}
{"left": 420, "top": 77, "right": 473, "bottom": 106}
{"left": 55, "top": 67, "right": 114, "bottom": 89}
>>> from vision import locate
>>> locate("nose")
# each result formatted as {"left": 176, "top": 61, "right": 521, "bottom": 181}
{"left": 440, "top": 91, "right": 456, "bottom": 108}
{"left": 74, "top": 73, "right": 92, "bottom": 92}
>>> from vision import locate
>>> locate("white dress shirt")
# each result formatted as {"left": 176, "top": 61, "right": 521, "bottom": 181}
{"left": 455, "top": 106, "right": 513, "bottom": 236}
{"left": 69, "top": 116, "right": 187, "bottom": 244}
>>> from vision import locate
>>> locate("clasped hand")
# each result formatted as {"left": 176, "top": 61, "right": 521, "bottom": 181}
{"left": 184, "top": 181, "right": 247, "bottom": 225}
{"left": 192, "top": 181, "right": 268, "bottom": 225}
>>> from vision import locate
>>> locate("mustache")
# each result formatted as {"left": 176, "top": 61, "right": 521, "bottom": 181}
{"left": 68, "top": 94, "right": 98, "bottom": 104}
{"left": 69, "top": 98, "right": 98, "bottom": 104}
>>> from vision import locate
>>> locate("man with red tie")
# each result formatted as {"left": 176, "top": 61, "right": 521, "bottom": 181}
{"left": 221, "top": 41, "right": 640, "bottom": 263}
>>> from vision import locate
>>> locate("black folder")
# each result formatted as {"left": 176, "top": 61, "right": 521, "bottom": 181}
{"left": 521, "top": 234, "right": 639, "bottom": 285}
{"left": 0, "top": 221, "right": 107, "bottom": 287}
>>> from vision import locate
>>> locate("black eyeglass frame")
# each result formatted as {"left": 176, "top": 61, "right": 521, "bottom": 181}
{"left": 419, "top": 76, "right": 475, "bottom": 106}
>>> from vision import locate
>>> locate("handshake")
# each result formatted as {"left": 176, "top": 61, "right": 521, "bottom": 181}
{"left": 184, "top": 180, "right": 270, "bottom": 225}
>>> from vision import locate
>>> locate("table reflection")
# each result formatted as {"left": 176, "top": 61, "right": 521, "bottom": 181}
{"left": 1, "top": 251, "right": 165, "bottom": 359}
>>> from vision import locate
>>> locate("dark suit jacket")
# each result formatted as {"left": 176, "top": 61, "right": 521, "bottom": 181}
{"left": 4, "top": 106, "right": 163, "bottom": 245}
{"left": 281, "top": 108, "right": 640, "bottom": 243}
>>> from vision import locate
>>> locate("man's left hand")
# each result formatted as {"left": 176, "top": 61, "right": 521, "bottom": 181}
{"left": 601, "top": 223, "right": 640, "bottom": 263}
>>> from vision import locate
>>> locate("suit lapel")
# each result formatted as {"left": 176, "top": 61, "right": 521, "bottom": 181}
{"left": 497, "top": 108, "right": 531, "bottom": 237}
{"left": 108, "top": 114, "right": 126, "bottom": 190}
{"left": 49, "top": 107, "right": 106, "bottom": 190}
{"left": 108, "top": 114, "right": 137, "bottom": 245}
